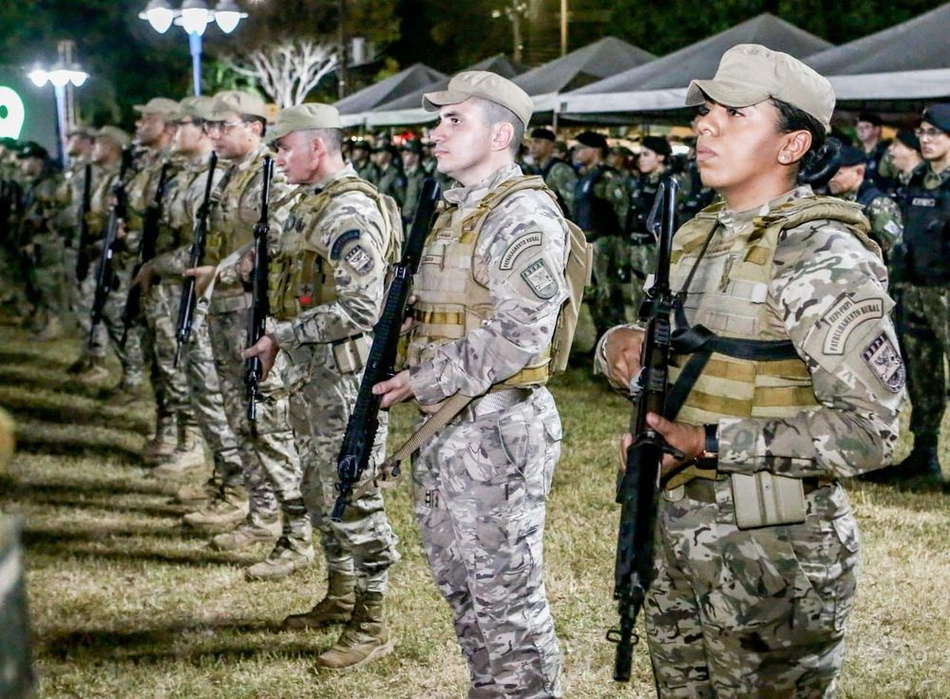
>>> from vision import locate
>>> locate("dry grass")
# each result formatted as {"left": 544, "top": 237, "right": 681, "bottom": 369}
{"left": 1, "top": 320, "right": 949, "bottom": 699}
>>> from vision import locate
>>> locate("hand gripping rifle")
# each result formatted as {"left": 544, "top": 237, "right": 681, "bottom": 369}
{"left": 173, "top": 151, "right": 218, "bottom": 368}
{"left": 607, "top": 176, "right": 684, "bottom": 682}
{"left": 244, "top": 155, "right": 274, "bottom": 434}
{"left": 75, "top": 163, "right": 94, "bottom": 282}
{"left": 120, "top": 160, "right": 171, "bottom": 347}
{"left": 331, "top": 178, "right": 442, "bottom": 522}
{"left": 88, "top": 146, "right": 133, "bottom": 349}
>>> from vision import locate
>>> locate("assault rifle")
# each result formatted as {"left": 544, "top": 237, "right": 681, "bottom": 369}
{"left": 244, "top": 155, "right": 274, "bottom": 433}
{"left": 607, "top": 177, "right": 683, "bottom": 682}
{"left": 88, "top": 147, "right": 133, "bottom": 349}
{"left": 173, "top": 151, "right": 217, "bottom": 367}
{"left": 75, "top": 164, "right": 94, "bottom": 282}
{"left": 120, "top": 160, "right": 171, "bottom": 347}
{"left": 331, "top": 178, "right": 442, "bottom": 522}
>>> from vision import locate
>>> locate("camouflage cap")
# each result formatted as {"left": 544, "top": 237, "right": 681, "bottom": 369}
{"left": 400, "top": 139, "right": 424, "bottom": 154}
{"left": 133, "top": 97, "right": 180, "bottom": 117}
{"left": 95, "top": 126, "right": 132, "bottom": 148}
{"left": 172, "top": 95, "right": 215, "bottom": 121}
{"left": 66, "top": 124, "right": 96, "bottom": 138}
{"left": 266, "top": 103, "right": 342, "bottom": 142}
{"left": 921, "top": 103, "right": 950, "bottom": 132}
{"left": 210, "top": 90, "right": 268, "bottom": 121}
{"left": 423, "top": 70, "right": 533, "bottom": 127}
{"left": 686, "top": 44, "right": 835, "bottom": 129}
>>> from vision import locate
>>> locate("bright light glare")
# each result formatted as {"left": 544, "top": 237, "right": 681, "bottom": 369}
{"left": 144, "top": 6, "right": 175, "bottom": 33}
{"left": 180, "top": 7, "right": 211, "bottom": 34}
{"left": 28, "top": 69, "right": 49, "bottom": 87}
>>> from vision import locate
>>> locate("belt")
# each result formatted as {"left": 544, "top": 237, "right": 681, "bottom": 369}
{"left": 209, "top": 291, "right": 252, "bottom": 315}
{"left": 468, "top": 388, "right": 532, "bottom": 420}
{"left": 682, "top": 475, "right": 827, "bottom": 503}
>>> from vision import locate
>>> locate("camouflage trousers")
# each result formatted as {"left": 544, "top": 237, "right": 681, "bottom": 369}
{"left": 412, "top": 387, "right": 563, "bottom": 699}
{"left": 67, "top": 248, "right": 108, "bottom": 355}
{"left": 144, "top": 282, "right": 195, "bottom": 428}
{"left": 80, "top": 259, "right": 145, "bottom": 383}
{"left": 896, "top": 284, "right": 950, "bottom": 445}
{"left": 182, "top": 300, "right": 243, "bottom": 488}
{"left": 629, "top": 240, "right": 658, "bottom": 321}
{"left": 645, "top": 479, "right": 860, "bottom": 698}
{"left": 208, "top": 301, "right": 299, "bottom": 523}
{"left": 587, "top": 235, "right": 629, "bottom": 339}
{"left": 285, "top": 345, "right": 399, "bottom": 593}
{"left": 28, "top": 234, "right": 67, "bottom": 324}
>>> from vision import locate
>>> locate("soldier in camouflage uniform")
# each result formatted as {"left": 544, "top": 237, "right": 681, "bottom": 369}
{"left": 373, "top": 144, "right": 407, "bottom": 210}
{"left": 598, "top": 45, "right": 905, "bottom": 697}
{"left": 573, "top": 130, "right": 629, "bottom": 340}
{"left": 349, "top": 139, "right": 380, "bottom": 185}
{"left": 828, "top": 145, "right": 903, "bottom": 255}
{"left": 184, "top": 91, "right": 311, "bottom": 576}
{"left": 527, "top": 127, "right": 576, "bottom": 220}
{"left": 399, "top": 139, "right": 427, "bottom": 228}
{"left": 375, "top": 71, "right": 567, "bottom": 699}
{"left": 244, "top": 103, "right": 400, "bottom": 663}
{"left": 15, "top": 142, "right": 66, "bottom": 340}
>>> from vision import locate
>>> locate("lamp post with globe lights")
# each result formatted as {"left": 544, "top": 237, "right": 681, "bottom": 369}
{"left": 139, "top": 0, "right": 247, "bottom": 96}
{"left": 28, "top": 40, "right": 89, "bottom": 167}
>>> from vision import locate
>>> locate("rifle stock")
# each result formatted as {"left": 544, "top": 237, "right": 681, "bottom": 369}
{"left": 607, "top": 177, "right": 680, "bottom": 682}
{"left": 76, "top": 164, "right": 93, "bottom": 282}
{"left": 244, "top": 156, "right": 274, "bottom": 433}
{"left": 173, "top": 151, "right": 217, "bottom": 368}
{"left": 331, "top": 178, "right": 441, "bottom": 522}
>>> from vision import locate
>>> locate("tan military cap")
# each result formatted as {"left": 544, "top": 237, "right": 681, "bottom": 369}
{"left": 423, "top": 70, "right": 533, "bottom": 127}
{"left": 686, "top": 44, "right": 835, "bottom": 129}
{"left": 95, "top": 126, "right": 132, "bottom": 147}
{"left": 133, "top": 97, "right": 180, "bottom": 117}
{"left": 267, "top": 103, "right": 342, "bottom": 142}
{"left": 173, "top": 95, "right": 216, "bottom": 121}
{"left": 210, "top": 90, "right": 269, "bottom": 120}
{"left": 66, "top": 124, "right": 95, "bottom": 138}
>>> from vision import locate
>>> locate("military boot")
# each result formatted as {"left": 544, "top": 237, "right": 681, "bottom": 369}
{"left": 65, "top": 354, "right": 92, "bottom": 375}
{"left": 151, "top": 425, "right": 206, "bottom": 478}
{"left": 282, "top": 570, "right": 357, "bottom": 630}
{"left": 182, "top": 486, "right": 249, "bottom": 530}
{"left": 175, "top": 477, "right": 224, "bottom": 506}
{"left": 244, "top": 535, "right": 315, "bottom": 581}
{"left": 143, "top": 414, "right": 177, "bottom": 465}
{"left": 33, "top": 315, "right": 62, "bottom": 341}
{"left": 73, "top": 356, "right": 110, "bottom": 385}
{"left": 208, "top": 514, "right": 281, "bottom": 552}
{"left": 313, "top": 591, "right": 393, "bottom": 670}
{"left": 104, "top": 379, "right": 147, "bottom": 407}
{"left": 897, "top": 444, "right": 943, "bottom": 481}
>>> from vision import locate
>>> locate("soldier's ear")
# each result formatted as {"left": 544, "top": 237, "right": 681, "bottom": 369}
{"left": 491, "top": 121, "right": 515, "bottom": 154}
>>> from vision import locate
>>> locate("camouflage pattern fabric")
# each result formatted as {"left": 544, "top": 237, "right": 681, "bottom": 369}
{"left": 841, "top": 188, "right": 903, "bottom": 254}
{"left": 405, "top": 163, "right": 567, "bottom": 698}
{"left": 402, "top": 164, "right": 427, "bottom": 226}
{"left": 18, "top": 168, "right": 67, "bottom": 326}
{"left": 538, "top": 157, "right": 577, "bottom": 221}
{"left": 271, "top": 163, "right": 400, "bottom": 594}
{"left": 0, "top": 516, "right": 35, "bottom": 699}
{"left": 376, "top": 163, "right": 406, "bottom": 209}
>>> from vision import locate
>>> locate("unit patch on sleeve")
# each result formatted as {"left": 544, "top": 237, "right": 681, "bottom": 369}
{"left": 500, "top": 232, "right": 543, "bottom": 270}
{"left": 861, "top": 332, "right": 905, "bottom": 393}
{"left": 520, "top": 258, "right": 558, "bottom": 299}
{"left": 344, "top": 244, "right": 375, "bottom": 276}
{"left": 822, "top": 295, "right": 884, "bottom": 355}
{"left": 330, "top": 229, "right": 361, "bottom": 260}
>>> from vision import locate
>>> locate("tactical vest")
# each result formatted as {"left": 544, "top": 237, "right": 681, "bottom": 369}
{"left": 407, "top": 175, "right": 591, "bottom": 390}
{"left": 898, "top": 168, "right": 950, "bottom": 286}
{"left": 205, "top": 159, "right": 265, "bottom": 266}
{"left": 157, "top": 165, "right": 204, "bottom": 256}
{"left": 268, "top": 175, "right": 402, "bottom": 322}
{"left": 573, "top": 164, "right": 621, "bottom": 235}
{"left": 666, "top": 196, "right": 875, "bottom": 428}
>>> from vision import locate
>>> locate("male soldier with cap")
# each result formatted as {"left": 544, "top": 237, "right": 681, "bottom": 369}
{"left": 855, "top": 111, "right": 893, "bottom": 189}
{"left": 243, "top": 101, "right": 401, "bottom": 664}
{"left": 71, "top": 126, "right": 147, "bottom": 389}
{"left": 374, "top": 144, "right": 407, "bottom": 209}
{"left": 374, "top": 70, "right": 568, "bottom": 698}
{"left": 528, "top": 127, "right": 576, "bottom": 220}
{"left": 828, "top": 144, "right": 903, "bottom": 255}
{"left": 598, "top": 44, "right": 904, "bottom": 695}
{"left": 881, "top": 103, "right": 950, "bottom": 481}
{"left": 887, "top": 129, "right": 924, "bottom": 193}
{"left": 573, "top": 130, "right": 629, "bottom": 340}
{"left": 183, "top": 90, "right": 312, "bottom": 577}
{"left": 399, "top": 139, "right": 427, "bottom": 227}
{"left": 15, "top": 142, "right": 66, "bottom": 340}
{"left": 349, "top": 140, "right": 380, "bottom": 184}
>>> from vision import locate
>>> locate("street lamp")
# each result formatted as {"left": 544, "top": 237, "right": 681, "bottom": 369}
{"left": 139, "top": 0, "right": 248, "bottom": 96}
{"left": 492, "top": 2, "right": 529, "bottom": 64}
{"left": 28, "top": 43, "right": 89, "bottom": 167}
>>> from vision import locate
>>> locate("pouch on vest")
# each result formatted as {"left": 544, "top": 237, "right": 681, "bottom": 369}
{"left": 332, "top": 334, "right": 371, "bottom": 374}
{"left": 730, "top": 472, "right": 805, "bottom": 529}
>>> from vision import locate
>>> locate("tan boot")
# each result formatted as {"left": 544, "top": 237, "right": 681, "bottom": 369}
{"left": 104, "top": 380, "right": 147, "bottom": 406}
{"left": 175, "top": 477, "right": 224, "bottom": 506}
{"left": 33, "top": 315, "right": 62, "bottom": 341}
{"left": 313, "top": 591, "right": 393, "bottom": 670}
{"left": 74, "top": 356, "right": 110, "bottom": 385}
{"left": 244, "top": 536, "right": 315, "bottom": 581}
{"left": 151, "top": 425, "right": 206, "bottom": 478}
{"left": 208, "top": 515, "right": 281, "bottom": 552}
{"left": 182, "top": 487, "right": 249, "bottom": 530}
{"left": 143, "top": 415, "right": 177, "bottom": 465}
{"left": 282, "top": 571, "right": 356, "bottom": 630}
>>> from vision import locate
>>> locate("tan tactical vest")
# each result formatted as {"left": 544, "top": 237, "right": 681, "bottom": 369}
{"left": 407, "top": 175, "right": 590, "bottom": 388}
{"left": 268, "top": 175, "right": 402, "bottom": 322}
{"left": 205, "top": 159, "right": 265, "bottom": 266}
{"left": 667, "top": 196, "right": 875, "bottom": 427}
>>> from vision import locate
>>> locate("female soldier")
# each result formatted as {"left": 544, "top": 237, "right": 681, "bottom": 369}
{"left": 597, "top": 44, "right": 905, "bottom": 697}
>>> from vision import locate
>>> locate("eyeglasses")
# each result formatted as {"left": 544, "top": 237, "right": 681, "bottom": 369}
{"left": 176, "top": 119, "right": 201, "bottom": 127}
{"left": 915, "top": 127, "right": 946, "bottom": 139}
{"left": 203, "top": 120, "right": 246, "bottom": 134}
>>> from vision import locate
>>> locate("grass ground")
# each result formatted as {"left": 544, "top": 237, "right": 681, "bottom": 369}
{"left": 1, "top": 321, "right": 949, "bottom": 699}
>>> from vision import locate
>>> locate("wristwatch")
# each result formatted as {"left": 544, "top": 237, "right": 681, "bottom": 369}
{"left": 698, "top": 423, "right": 719, "bottom": 467}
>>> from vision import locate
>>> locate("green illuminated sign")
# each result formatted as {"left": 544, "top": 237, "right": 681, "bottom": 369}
{"left": 0, "top": 86, "right": 26, "bottom": 139}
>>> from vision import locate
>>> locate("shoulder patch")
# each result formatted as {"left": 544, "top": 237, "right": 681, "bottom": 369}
{"left": 344, "top": 244, "right": 375, "bottom": 275}
{"left": 500, "top": 232, "right": 543, "bottom": 270}
{"left": 330, "top": 229, "right": 361, "bottom": 260}
{"left": 520, "top": 258, "right": 558, "bottom": 299}
{"left": 862, "top": 333, "right": 905, "bottom": 393}
{"left": 822, "top": 295, "right": 884, "bottom": 355}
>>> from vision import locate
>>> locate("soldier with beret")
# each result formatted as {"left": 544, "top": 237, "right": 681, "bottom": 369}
{"left": 527, "top": 127, "right": 577, "bottom": 219}
{"left": 598, "top": 44, "right": 905, "bottom": 695}
{"left": 375, "top": 70, "right": 569, "bottom": 697}
{"left": 886, "top": 129, "right": 924, "bottom": 194}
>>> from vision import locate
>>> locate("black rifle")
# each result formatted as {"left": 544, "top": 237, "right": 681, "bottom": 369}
{"left": 88, "top": 147, "right": 133, "bottom": 349}
{"left": 244, "top": 155, "right": 274, "bottom": 433}
{"left": 173, "top": 151, "right": 218, "bottom": 368}
{"left": 331, "top": 178, "right": 441, "bottom": 522}
{"left": 607, "top": 177, "right": 683, "bottom": 682}
{"left": 75, "top": 164, "right": 94, "bottom": 282}
{"left": 120, "top": 160, "right": 172, "bottom": 347}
